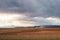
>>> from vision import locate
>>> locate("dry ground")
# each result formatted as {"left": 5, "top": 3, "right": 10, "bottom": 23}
{"left": 0, "top": 28, "right": 60, "bottom": 40}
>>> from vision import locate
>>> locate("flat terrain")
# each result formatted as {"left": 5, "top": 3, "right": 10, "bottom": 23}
{"left": 0, "top": 28, "right": 60, "bottom": 40}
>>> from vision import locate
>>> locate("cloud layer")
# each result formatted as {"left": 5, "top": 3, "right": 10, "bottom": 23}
{"left": 0, "top": 0, "right": 59, "bottom": 18}
{"left": 0, "top": 0, "right": 60, "bottom": 27}
{"left": 0, "top": 13, "right": 36, "bottom": 28}
{"left": 22, "top": 17, "right": 60, "bottom": 25}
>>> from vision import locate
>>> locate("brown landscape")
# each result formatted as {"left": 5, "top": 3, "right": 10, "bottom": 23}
{"left": 0, "top": 28, "right": 60, "bottom": 40}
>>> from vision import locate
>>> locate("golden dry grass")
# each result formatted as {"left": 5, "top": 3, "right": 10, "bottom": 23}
{"left": 0, "top": 28, "right": 60, "bottom": 40}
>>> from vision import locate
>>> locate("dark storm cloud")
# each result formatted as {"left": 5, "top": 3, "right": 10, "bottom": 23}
{"left": 0, "top": 0, "right": 59, "bottom": 18}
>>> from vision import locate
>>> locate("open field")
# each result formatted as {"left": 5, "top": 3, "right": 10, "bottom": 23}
{"left": 0, "top": 28, "right": 60, "bottom": 40}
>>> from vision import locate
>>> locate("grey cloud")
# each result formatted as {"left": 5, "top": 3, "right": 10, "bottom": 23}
{"left": 0, "top": 0, "right": 60, "bottom": 18}
{"left": 17, "top": 17, "right": 60, "bottom": 25}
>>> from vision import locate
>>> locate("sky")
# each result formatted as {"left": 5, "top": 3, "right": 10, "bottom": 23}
{"left": 0, "top": 0, "right": 60, "bottom": 28}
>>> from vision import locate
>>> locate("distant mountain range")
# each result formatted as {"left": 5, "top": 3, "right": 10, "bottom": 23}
{"left": 44, "top": 25, "right": 60, "bottom": 28}
{"left": 1, "top": 25, "right": 60, "bottom": 28}
{"left": 15, "top": 25, "right": 60, "bottom": 28}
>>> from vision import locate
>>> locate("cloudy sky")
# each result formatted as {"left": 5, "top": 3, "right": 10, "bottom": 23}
{"left": 0, "top": 0, "right": 60, "bottom": 28}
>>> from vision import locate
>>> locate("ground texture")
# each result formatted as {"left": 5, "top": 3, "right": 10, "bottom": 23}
{"left": 0, "top": 28, "right": 60, "bottom": 40}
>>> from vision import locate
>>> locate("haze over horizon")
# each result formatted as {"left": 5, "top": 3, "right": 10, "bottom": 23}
{"left": 0, "top": 0, "right": 60, "bottom": 28}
